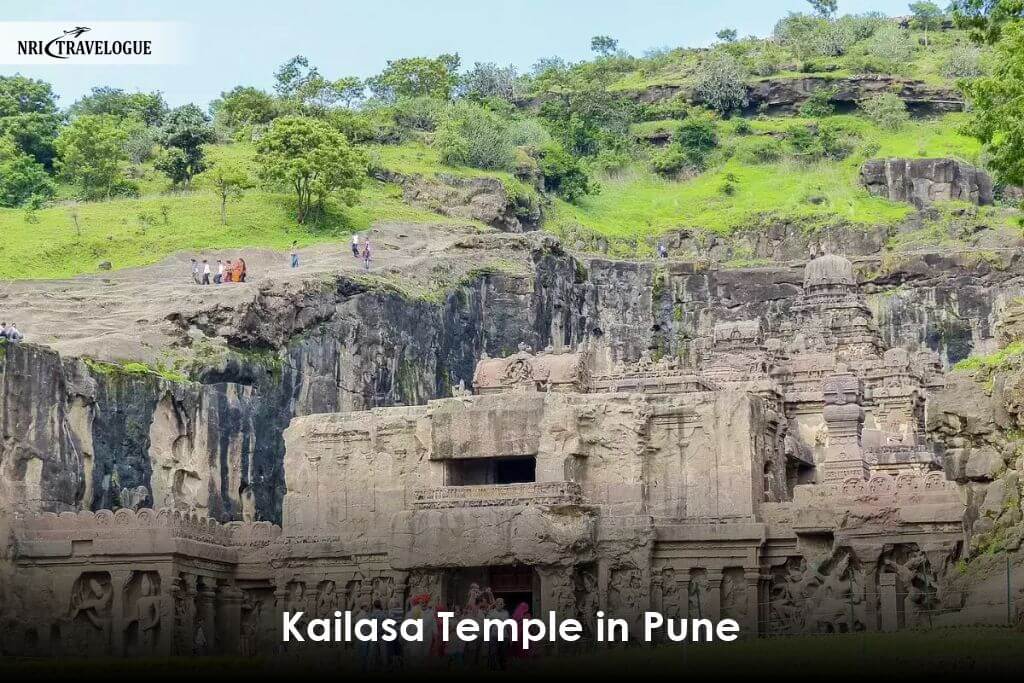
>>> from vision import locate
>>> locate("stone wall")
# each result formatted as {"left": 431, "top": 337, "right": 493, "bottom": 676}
{"left": 860, "top": 158, "right": 994, "bottom": 208}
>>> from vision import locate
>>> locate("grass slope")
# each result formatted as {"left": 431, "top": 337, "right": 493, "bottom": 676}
{"left": 548, "top": 113, "right": 983, "bottom": 253}
{"left": 0, "top": 143, "right": 474, "bottom": 280}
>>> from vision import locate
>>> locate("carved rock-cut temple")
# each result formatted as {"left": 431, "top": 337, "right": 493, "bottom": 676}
{"left": 1, "top": 255, "right": 982, "bottom": 656}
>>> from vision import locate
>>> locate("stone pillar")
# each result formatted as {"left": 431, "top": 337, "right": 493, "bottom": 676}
{"left": 879, "top": 573, "right": 898, "bottom": 632}
{"left": 196, "top": 580, "right": 217, "bottom": 654}
{"left": 677, "top": 577, "right": 691, "bottom": 618}
{"left": 743, "top": 570, "right": 762, "bottom": 636}
{"left": 705, "top": 571, "right": 723, "bottom": 620}
{"left": 173, "top": 574, "right": 197, "bottom": 656}
{"left": 110, "top": 569, "right": 132, "bottom": 657}
{"left": 218, "top": 584, "right": 245, "bottom": 655}
{"left": 155, "top": 571, "right": 174, "bottom": 657}
{"left": 821, "top": 372, "right": 868, "bottom": 483}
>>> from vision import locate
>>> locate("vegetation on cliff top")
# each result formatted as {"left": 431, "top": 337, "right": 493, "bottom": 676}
{"left": 0, "top": 1, "right": 1021, "bottom": 279}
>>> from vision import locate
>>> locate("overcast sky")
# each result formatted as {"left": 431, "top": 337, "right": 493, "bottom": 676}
{"left": 4, "top": 0, "right": 914, "bottom": 109}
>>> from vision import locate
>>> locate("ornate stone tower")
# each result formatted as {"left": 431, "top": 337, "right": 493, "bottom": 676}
{"left": 821, "top": 371, "right": 868, "bottom": 482}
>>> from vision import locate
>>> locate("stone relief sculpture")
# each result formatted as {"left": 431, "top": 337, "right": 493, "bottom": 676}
{"left": 68, "top": 572, "right": 113, "bottom": 654}
{"left": 124, "top": 571, "right": 162, "bottom": 656}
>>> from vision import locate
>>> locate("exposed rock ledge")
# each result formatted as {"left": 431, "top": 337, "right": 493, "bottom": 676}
{"left": 372, "top": 168, "right": 541, "bottom": 233}
{"left": 622, "top": 75, "right": 964, "bottom": 116}
{"left": 860, "top": 158, "right": 994, "bottom": 208}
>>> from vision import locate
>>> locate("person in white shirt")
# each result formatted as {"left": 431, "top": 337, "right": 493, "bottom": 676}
{"left": 351, "top": 233, "right": 360, "bottom": 257}
{"left": 215, "top": 260, "right": 224, "bottom": 284}
{"left": 201, "top": 260, "right": 211, "bottom": 285}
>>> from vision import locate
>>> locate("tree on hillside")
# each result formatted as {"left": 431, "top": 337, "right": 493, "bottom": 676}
{"left": 590, "top": 35, "right": 619, "bottom": 57}
{"left": 196, "top": 157, "right": 254, "bottom": 224}
{"left": 156, "top": 104, "right": 216, "bottom": 187}
{"left": 366, "top": 55, "right": 460, "bottom": 102}
{"left": 69, "top": 87, "right": 167, "bottom": 126}
{"left": 909, "top": 2, "right": 945, "bottom": 45}
{"left": 435, "top": 101, "right": 515, "bottom": 170}
{"left": 210, "top": 86, "right": 280, "bottom": 132}
{"left": 459, "top": 62, "right": 519, "bottom": 102}
{"left": 0, "top": 75, "right": 61, "bottom": 168}
{"left": 693, "top": 52, "right": 749, "bottom": 115}
{"left": 55, "top": 114, "right": 131, "bottom": 199}
{"left": 255, "top": 116, "right": 366, "bottom": 224}
{"left": 716, "top": 28, "right": 739, "bottom": 43}
{"left": 950, "top": 0, "right": 1024, "bottom": 43}
{"left": 808, "top": 0, "right": 838, "bottom": 18}
{"left": 961, "top": 21, "right": 1024, "bottom": 185}
{"left": 0, "top": 136, "right": 54, "bottom": 208}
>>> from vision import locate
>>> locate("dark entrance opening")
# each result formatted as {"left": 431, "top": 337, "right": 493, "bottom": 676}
{"left": 446, "top": 456, "right": 536, "bottom": 486}
{"left": 445, "top": 565, "right": 538, "bottom": 615}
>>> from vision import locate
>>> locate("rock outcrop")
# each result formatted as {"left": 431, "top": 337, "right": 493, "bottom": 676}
{"left": 373, "top": 169, "right": 541, "bottom": 232}
{"left": 860, "top": 158, "right": 994, "bottom": 208}
{"left": 623, "top": 75, "right": 964, "bottom": 116}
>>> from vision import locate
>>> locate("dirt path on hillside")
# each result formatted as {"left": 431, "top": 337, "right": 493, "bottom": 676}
{"left": 0, "top": 222, "right": 496, "bottom": 364}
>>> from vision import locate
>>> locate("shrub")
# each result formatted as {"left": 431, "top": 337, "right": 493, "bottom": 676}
{"left": 732, "top": 118, "right": 753, "bottom": 135}
{"left": 435, "top": 101, "right": 515, "bottom": 170}
{"left": 692, "top": 52, "right": 748, "bottom": 115}
{"left": 942, "top": 45, "right": 985, "bottom": 78}
{"left": 392, "top": 96, "right": 445, "bottom": 132}
{"left": 799, "top": 87, "right": 837, "bottom": 118}
{"left": 859, "top": 92, "right": 910, "bottom": 130}
{"left": 863, "top": 24, "right": 913, "bottom": 64}
{"left": 588, "top": 148, "right": 632, "bottom": 175}
{"left": 508, "top": 118, "right": 552, "bottom": 149}
{"left": 718, "top": 172, "right": 738, "bottom": 195}
{"left": 537, "top": 142, "right": 596, "bottom": 202}
{"left": 737, "top": 136, "right": 784, "bottom": 164}
{"left": 651, "top": 111, "right": 718, "bottom": 175}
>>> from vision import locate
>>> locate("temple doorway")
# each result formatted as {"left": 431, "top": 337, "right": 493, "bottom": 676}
{"left": 444, "top": 565, "right": 539, "bottom": 614}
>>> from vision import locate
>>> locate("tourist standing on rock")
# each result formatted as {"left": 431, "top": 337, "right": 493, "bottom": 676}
{"left": 0, "top": 322, "right": 7, "bottom": 340}
{"left": 658, "top": 242, "right": 668, "bottom": 259}
{"left": 214, "top": 259, "right": 224, "bottom": 284}
{"left": 290, "top": 240, "right": 299, "bottom": 268}
{"left": 190, "top": 258, "right": 200, "bottom": 284}
{"left": 201, "top": 259, "right": 211, "bottom": 285}
{"left": 361, "top": 238, "right": 372, "bottom": 270}
{"left": 351, "top": 233, "right": 360, "bottom": 257}
{"left": 7, "top": 323, "right": 22, "bottom": 343}
{"left": 238, "top": 258, "right": 248, "bottom": 282}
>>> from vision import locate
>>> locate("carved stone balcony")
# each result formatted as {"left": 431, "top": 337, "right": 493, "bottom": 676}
{"left": 412, "top": 481, "right": 583, "bottom": 509}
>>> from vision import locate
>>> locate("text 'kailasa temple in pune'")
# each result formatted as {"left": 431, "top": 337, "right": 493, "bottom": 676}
{"left": 0, "top": 254, "right": 1002, "bottom": 657}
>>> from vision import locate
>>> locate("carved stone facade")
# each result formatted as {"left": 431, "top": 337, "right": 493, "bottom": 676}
{"left": 0, "top": 255, "right": 986, "bottom": 654}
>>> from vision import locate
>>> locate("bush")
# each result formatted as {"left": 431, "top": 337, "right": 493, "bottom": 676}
{"left": 731, "top": 118, "right": 753, "bottom": 135}
{"left": 651, "top": 110, "right": 718, "bottom": 175}
{"left": 942, "top": 45, "right": 984, "bottom": 78}
{"left": 718, "top": 172, "right": 738, "bottom": 195}
{"left": 863, "top": 24, "right": 913, "bottom": 64}
{"left": 859, "top": 92, "right": 909, "bottom": 130}
{"left": 799, "top": 87, "right": 836, "bottom": 118}
{"left": 0, "top": 137, "right": 54, "bottom": 207}
{"left": 588, "top": 148, "right": 632, "bottom": 175}
{"left": 392, "top": 96, "right": 445, "bottom": 132}
{"left": 435, "top": 101, "right": 514, "bottom": 170}
{"left": 508, "top": 118, "right": 552, "bottom": 149}
{"left": 737, "top": 136, "right": 784, "bottom": 164}
{"left": 537, "top": 142, "right": 596, "bottom": 202}
{"left": 692, "top": 52, "right": 748, "bottom": 115}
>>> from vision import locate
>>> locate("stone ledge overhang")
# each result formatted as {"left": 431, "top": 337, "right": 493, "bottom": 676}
{"left": 654, "top": 521, "right": 767, "bottom": 544}
{"left": 389, "top": 503, "right": 597, "bottom": 570}
{"left": 412, "top": 481, "right": 583, "bottom": 509}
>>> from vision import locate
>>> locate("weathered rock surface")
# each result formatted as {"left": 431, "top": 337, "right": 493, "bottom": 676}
{"left": 372, "top": 169, "right": 540, "bottom": 232}
{"left": 860, "top": 158, "right": 994, "bottom": 208}
{"left": 622, "top": 75, "right": 963, "bottom": 116}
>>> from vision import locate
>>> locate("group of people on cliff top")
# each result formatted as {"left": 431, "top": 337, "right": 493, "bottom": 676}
{"left": 355, "top": 584, "right": 530, "bottom": 671}
{"left": 191, "top": 233, "right": 375, "bottom": 283}
{"left": 0, "top": 321, "right": 23, "bottom": 343}
{"left": 190, "top": 257, "right": 247, "bottom": 285}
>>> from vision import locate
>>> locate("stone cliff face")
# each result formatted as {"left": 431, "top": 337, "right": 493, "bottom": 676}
{"left": 3, "top": 234, "right": 1022, "bottom": 526}
{"left": 861, "top": 158, "right": 994, "bottom": 208}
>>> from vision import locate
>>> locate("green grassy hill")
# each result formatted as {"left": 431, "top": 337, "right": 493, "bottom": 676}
{"left": 0, "top": 20, "right": 1017, "bottom": 281}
